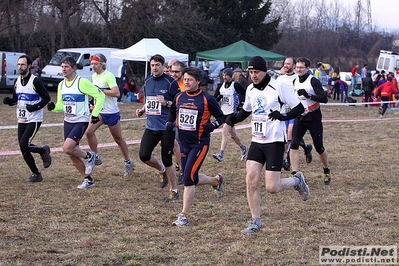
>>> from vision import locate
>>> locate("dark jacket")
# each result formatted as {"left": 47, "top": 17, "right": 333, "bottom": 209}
{"left": 362, "top": 76, "right": 374, "bottom": 92}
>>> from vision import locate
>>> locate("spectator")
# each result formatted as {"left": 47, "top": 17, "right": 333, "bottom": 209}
{"left": 123, "top": 78, "right": 139, "bottom": 96}
{"left": 377, "top": 71, "right": 386, "bottom": 87}
{"left": 332, "top": 77, "right": 341, "bottom": 101}
{"left": 362, "top": 72, "right": 374, "bottom": 107}
{"left": 31, "top": 56, "right": 41, "bottom": 77}
{"left": 116, "top": 61, "right": 128, "bottom": 102}
{"left": 351, "top": 63, "right": 359, "bottom": 90}
{"left": 361, "top": 64, "right": 368, "bottom": 79}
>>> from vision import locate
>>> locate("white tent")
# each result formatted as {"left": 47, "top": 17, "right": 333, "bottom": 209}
{"left": 110, "top": 38, "right": 189, "bottom": 77}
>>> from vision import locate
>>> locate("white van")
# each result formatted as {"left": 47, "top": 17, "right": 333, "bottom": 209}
{"left": 376, "top": 50, "right": 399, "bottom": 74}
{"left": 41, "top": 47, "right": 122, "bottom": 89}
{"left": 0, "top": 51, "right": 26, "bottom": 91}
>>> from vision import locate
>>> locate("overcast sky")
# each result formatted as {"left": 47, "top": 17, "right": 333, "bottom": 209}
{"left": 341, "top": 0, "right": 398, "bottom": 30}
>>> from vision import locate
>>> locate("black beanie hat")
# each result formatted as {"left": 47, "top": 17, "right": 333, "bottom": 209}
{"left": 248, "top": 56, "right": 267, "bottom": 72}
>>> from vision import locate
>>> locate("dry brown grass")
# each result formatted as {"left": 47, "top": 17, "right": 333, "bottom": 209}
{"left": 0, "top": 91, "right": 398, "bottom": 265}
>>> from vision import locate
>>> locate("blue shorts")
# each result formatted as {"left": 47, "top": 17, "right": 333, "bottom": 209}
{"left": 285, "top": 119, "right": 294, "bottom": 128}
{"left": 180, "top": 143, "right": 209, "bottom": 186}
{"left": 64, "top": 121, "right": 88, "bottom": 144}
{"left": 100, "top": 112, "right": 120, "bottom": 127}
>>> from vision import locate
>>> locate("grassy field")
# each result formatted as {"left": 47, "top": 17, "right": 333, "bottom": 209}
{"left": 0, "top": 91, "right": 398, "bottom": 265}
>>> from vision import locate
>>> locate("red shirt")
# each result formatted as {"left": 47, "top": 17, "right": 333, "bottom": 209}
{"left": 351, "top": 66, "right": 358, "bottom": 77}
{"left": 375, "top": 80, "right": 398, "bottom": 97}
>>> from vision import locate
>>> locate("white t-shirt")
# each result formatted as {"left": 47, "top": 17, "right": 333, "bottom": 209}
{"left": 242, "top": 78, "right": 300, "bottom": 144}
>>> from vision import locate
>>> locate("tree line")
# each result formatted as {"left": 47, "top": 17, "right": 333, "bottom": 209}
{"left": 0, "top": 0, "right": 396, "bottom": 72}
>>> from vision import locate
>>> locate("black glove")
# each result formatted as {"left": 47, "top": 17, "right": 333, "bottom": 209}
{"left": 47, "top": 102, "right": 55, "bottom": 111}
{"left": 165, "top": 121, "right": 175, "bottom": 132}
{"left": 268, "top": 109, "right": 287, "bottom": 121}
{"left": 202, "top": 121, "right": 219, "bottom": 133}
{"left": 216, "top": 95, "right": 223, "bottom": 102}
{"left": 26, "top": 104, "right": 40, "bottom": 112}
{"left": 225, "top": 114, "right": 237, "bottom": 127}
{"left": 237, "top": 102, "right": 244, "bottom": 111}
{"left": 3, "top": 97, "right": 14, "bottom": 106}
{"left": 91, "top": 116, "right": 100, "bottom": 124}
{"left": 297, "top": 89, "right": 310, "bottom": 98}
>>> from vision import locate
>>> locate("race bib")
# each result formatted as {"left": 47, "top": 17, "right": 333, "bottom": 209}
{"left": 145, "top": 96, "right": 161, "bottom": 115}
{"left": 17, "top": 104, "right": 27, "bottom": 120}
{"left": 221, "top": 95, "right": 231, "bottom": 106}
{"left": 64, "top": 101, "right": 77, "bottom": 116}
{"left": 178, "top": 108, "right": 198, "bottom": 131}
{"left": 251, "top": 114, "right": 268, "bottom": 139}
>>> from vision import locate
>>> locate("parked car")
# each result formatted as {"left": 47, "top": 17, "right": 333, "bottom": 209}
{"left": 376, "top": 50, "right": 399, "bottom": 74}
{"left": 41, "top": 47, "right": 122, "bottom": 90}
{"left": 0, "top": 51, "right": 25, "bottom": 91}
{"left": 310, "top": 68, "right": 328, "bottom": 94}
{"left": 339, "top": 71, "right": 361, "bottom": 89}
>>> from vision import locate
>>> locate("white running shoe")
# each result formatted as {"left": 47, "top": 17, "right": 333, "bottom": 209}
{"left": 172, "top": 213, "right": 188, "bottom": 227}
{"left": 212, "top": 173, "right": 225, "bottom": 198}
{"left": 240, "top": 145, "right": 248, "bottom": 161}
{"left": 241, "top": 219, "right": 261, "bottom": 235}
{"left": 84, "top": 152, "right": 96, "bottom": 175}
{"left": 294, "top": 172, "right": 310, "bottom": 201}
{"left": 124, "top": 160, "right": 134, "bottom": 177}
{"left": 77, "top": 178, "right": 95, "bottom": 189}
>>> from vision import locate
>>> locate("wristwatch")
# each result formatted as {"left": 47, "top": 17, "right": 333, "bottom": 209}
{"left": 165, "top": 100, "right": 169, "bottom": 106}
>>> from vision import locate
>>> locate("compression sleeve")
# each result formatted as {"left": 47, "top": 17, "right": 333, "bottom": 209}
{"left": 79, "top": 78, "right": 105, "bottom": 117}
{"left": 235, "top": 109, "right": 251, "bottom": 124}
{"left": 52, "top": 82, "right": 65, "bottom": 113}
{"left": 33, "top": 78, "right": 51, "bottom": 108}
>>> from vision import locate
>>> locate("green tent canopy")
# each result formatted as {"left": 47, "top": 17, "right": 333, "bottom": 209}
{"left": 195, "top": 40, "right": 285, "bottom": 69}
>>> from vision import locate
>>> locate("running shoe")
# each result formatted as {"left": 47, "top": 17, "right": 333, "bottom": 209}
{"left": 172, "top": 213, "right": 188, "bottom": 227}
{"left": 84, "top": 152, "right": 96, "bottom": 175}
{"left": 159, "top": 171, "right": 168, "bottom": 188}
{"left": 323, "top": 167, "right": 331, "bottom": 185}
{"left": 240, "top": 145, "right": 248, "bottom": 161}
{"left": 304, "top": 144, "right": 313, "bottom": 164}
{"left": 165, "top": 191, "right": 179, "bottom": 202}
{"left": 124, "top": 160, "right": 134, "bottom": 177}
{"left": 294, "top": 171, "right": 310, "bottom": 201}
{"left": 241, "top": 219, "right": 261, "bottom": 235}
{"left": 177, "top": 172, "right": 184, "bottom": 185}
{"left": 212, "top": 173, "right": 225, "bottom": 198}
{"left": 77, "top": 178, "right": 95, "bottom": 189}
{"left": 212, "top": 153, "right": 223, "bottom": 162}
{"left": 41, "top": 145, "right": 52, "bottom": 168}
{"left": 95, "top": 154, "right": 102, "bottom": 165}
{"left": 25, "top": 173, "right": 43, "bottom": 182}
{"left": 282, "top": 159, "right": 290, "bottom": 171}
